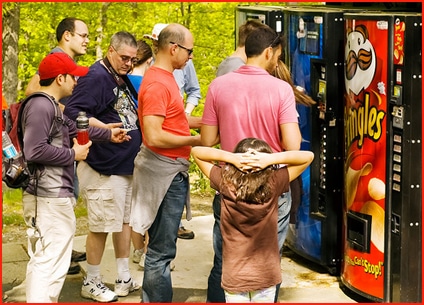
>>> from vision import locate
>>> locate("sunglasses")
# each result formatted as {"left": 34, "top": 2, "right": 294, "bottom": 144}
{"left": 269, "top": 34, "right": 281, "bottom": 48}
{"left": 169, "top": 41, "right": 193, "bottom": 56}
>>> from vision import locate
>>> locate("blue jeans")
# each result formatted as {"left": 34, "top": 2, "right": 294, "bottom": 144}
{"left": 207, "top": 190, "right": 292, "bottom": 303}
{"left": 142, "top": 173, "right": 188, "bottom": 302}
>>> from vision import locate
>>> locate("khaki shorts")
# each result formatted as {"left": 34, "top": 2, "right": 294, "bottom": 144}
{"left": 77, "top": 161, "right": 132, "bottom": 232}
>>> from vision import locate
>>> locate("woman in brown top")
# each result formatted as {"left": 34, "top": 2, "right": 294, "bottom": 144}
{"left": 192, "top": 138, "right": 313, "bottom": 303}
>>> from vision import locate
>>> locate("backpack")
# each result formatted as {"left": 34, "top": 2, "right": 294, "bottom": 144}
{"left": 2, "top": 92, "right": 58, "bottom": 189}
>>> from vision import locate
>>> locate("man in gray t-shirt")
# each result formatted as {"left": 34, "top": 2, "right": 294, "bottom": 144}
{"left": 216, "top": 20, "right": 266, "bottom": 77}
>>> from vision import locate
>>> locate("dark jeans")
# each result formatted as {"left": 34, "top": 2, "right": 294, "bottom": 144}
{"left": 206, "top": 190, "right": 292, "bottom": 303}
{"left": 142, "top": 173, "right": 187, "bottom": 302}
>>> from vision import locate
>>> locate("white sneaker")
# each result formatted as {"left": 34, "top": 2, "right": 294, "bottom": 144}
{"left": 138, "top": 253, "right": 146, "bottom": 269}
{"left": 114, "top": 277, "right": 140, "bottom": 297}
{"left": 81, "top": 276, "right": 118, "bottom": 302}
{"left": 133, "top": 249, "right": 143, "bottom": 264}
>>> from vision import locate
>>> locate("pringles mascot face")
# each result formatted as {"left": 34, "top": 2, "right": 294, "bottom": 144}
{"left": 344, "top": 25, "right": 376, "bottom": 96}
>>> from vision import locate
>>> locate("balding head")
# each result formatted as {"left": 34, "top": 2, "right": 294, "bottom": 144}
{"left": 157, "top": 23, "right": 192, "bottom": 51}
{"left": 154, "top": 23, "right": 194, "bottom": 71}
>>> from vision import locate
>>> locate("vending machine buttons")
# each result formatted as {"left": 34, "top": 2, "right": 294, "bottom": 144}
{"left": 319, "top": 125, "right": 327, "bottom": 189}
{"left": 393, "top": 134, "right": 402, "bottom": 143}
{"left": 393, "top": 164, "right": 401, "bottom": 172}
{"left": 393, "top": 144, "right": 402, "bottom": 153}
{"left": 393, "top": 183, "right": 401, "bottom": 192}
{"left": 393, "top": 173, "right": 401, "bottom": 182}
{"left": 393, "top": 154, "right": 401, "bottom": 163}
{"left": 392, "top": 132, "right": 402, "bottom": 192}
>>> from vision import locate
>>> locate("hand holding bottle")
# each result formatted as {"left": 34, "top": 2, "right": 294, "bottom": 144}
{"left": 72, "top": 138, "right": 92, "bottom": 161}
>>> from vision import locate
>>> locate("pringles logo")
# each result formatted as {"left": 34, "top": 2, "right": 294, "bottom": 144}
{"left": 345, "top": 92, "right": 386, "bottom": 148}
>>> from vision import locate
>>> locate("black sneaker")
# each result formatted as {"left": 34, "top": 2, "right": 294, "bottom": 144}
{"left": 71, "top": 250, "right": 86, "bottom": 262}
{"left": 177, "top": 227, "right": 195, "bottom": 239}
{"left": 68, "top": 261, "right": 81, "bottom": 275}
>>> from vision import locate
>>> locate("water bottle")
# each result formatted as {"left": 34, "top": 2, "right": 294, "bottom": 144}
{"left": 2, "top": 131, "right": 18, "bottom": 159}
{"left": 76, "top": 111, "right": 89, "bottom": 145}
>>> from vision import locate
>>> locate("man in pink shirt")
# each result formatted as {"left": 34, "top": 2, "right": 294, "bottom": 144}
{"left": 201, "top": 25, "right": 301, "bottom": 302}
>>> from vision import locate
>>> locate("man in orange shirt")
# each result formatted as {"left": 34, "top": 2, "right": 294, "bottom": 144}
{"left": 130, "top": 23, "right": 201, "bottom": 302}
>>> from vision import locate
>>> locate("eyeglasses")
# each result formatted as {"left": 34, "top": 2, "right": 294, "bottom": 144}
{"left": 269, "top": 34, "right": 281, "bottom": 48}
{"left": 111, "top": 45, "right": 137, "bottom": 63}
{"left": 169, "top": 41, "right": 193, "bottom": 56}
{"left": 73, "top": 32, "right": 89, "bottom": 40}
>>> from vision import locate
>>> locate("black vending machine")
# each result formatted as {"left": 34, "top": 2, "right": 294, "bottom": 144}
{"left": 283, "top": 6, "right": 345, "bottom": 275}
{"left": 341, "top": 11, "right": 422, "bottom": 302}
{"left": 235, "top": 5, "right": 284, "bottom": 45}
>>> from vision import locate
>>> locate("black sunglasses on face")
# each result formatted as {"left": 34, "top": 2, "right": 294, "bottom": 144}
{"left": 169, "top": 41, "right": 193, "bottom": 56}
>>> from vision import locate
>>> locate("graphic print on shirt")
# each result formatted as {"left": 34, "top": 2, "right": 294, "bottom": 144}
{"left": 113, "top": 87, "right": 138, "bottom": 131}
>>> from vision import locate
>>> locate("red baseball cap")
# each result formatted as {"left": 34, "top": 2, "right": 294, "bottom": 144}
{"left": 38, "top": 52, "right": 89, "bottom": 80}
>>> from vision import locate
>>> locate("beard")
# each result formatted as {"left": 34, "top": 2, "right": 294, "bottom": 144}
{"left": 265, "top": 59, "right": 278, "bottom": 75}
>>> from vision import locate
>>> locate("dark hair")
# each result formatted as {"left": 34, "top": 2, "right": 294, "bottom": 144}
{"left": 110, "top": 31, "right": 137, "bottom": 50}
{"left": 245, "top": 26, "right": 281, "bottom": 58}
{"left": 39, "top": 78, "right": 56, "bottom": 87}
{"left": 56, "top": 17, "right": 84, "bottom": 42}
{"left": 221, "top": 138, "right": 275, "bottom": 204}
{"left": 238, "top": 20, "right": 267, "bottom": 47}
{"left": 133, "top": 40, "right": 153, "bottom": 66}
{"left": 273, "top": 60, "right": 316, "bottom": 107}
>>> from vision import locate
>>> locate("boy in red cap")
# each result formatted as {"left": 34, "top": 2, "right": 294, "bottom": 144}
{"left": 22, "top": 52, "right": 129, "bottom": 303}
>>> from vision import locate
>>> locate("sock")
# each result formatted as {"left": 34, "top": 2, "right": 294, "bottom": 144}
{"left": 85, "top": 264, "right": 101, "bottom": 283}
{"left": 116, "top": 257, "right": 130, "bottom": 281}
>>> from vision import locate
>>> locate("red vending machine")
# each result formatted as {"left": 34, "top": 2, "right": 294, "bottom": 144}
{"left": 341, "top": 12, "right": 422, "bottom": 302}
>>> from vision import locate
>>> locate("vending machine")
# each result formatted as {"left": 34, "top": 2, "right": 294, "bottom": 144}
{"left": 235, "top": 5, "right": 285, "bottom": 47}
{"left": 283, "top": 6, "right": 345, "bottom": 275}
{"left": 341, "top": 12, "right": 422, "bottom": 302}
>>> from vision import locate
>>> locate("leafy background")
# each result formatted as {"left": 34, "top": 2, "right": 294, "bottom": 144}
{"left": 3, "top": 2, "right": 321, "bottom": 110}
{"left": 2, "top": 2, "right": 325, "bottom": 208}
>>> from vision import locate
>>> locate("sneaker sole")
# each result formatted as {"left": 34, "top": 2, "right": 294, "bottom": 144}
{"left": 81, "top": 290, "right": 118, "bottom": 303}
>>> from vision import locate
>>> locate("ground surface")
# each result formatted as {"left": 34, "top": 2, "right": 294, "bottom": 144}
{"left": 2, "top": 193, "right": 214, "bottom": 244}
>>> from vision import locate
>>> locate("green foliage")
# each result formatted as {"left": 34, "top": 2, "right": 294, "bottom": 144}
{"left": 14, "top": 1, "right": 247, "bottom": 193}
{"left": 16, "top": 2, "right": 293, "bottom": 100}
{"left": 189, "top": 155, "right": 215, "bottom": 196}
{"left": 2, "top": 188, "right": 24, "bottom": 226}
{"left": 75, "top": 197, "right": 88, "bottom": 218}
{"left": 1, "top": 188, "right": 88, "bottom": 226}
{"left": 15, "top": 2, "right": 320, "bottom": 194}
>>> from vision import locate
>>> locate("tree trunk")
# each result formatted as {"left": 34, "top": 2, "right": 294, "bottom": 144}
{"left": 2, "top": 3, "right": 20, "bottom": 106}
{"left": 95, "top": 2, "right": 112, "bottom": 60}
